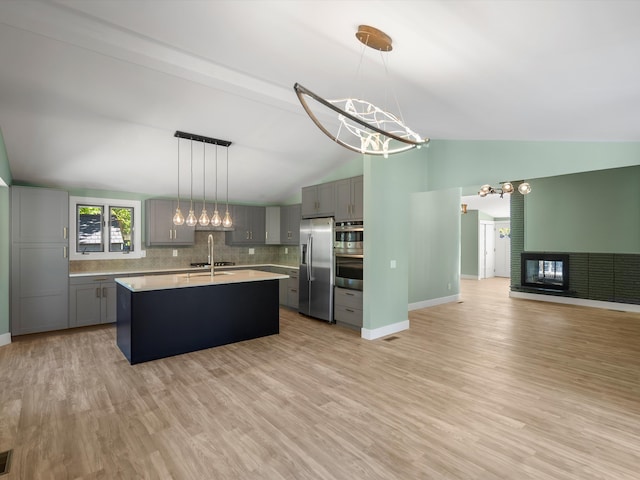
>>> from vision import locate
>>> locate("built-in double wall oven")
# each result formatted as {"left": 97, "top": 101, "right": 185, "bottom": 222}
{"left": 334, "top": 221, "right": 363, "bottom": 291}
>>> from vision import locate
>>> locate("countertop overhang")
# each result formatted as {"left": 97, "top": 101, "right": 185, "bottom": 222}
{"left": 116, "top": 269, "right": 289, "bottom": 293}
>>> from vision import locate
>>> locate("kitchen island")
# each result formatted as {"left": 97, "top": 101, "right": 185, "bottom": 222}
{"left": 115, "top": 269, "right": 288, "bottom": 364}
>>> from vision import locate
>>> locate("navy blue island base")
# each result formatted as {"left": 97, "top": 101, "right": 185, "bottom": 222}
{"left": 116, "top": 280, "right": 280, "bottom": 364}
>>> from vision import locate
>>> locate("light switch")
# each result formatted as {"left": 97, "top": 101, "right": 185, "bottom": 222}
{"left": 390, "top": 260, "right": 397, "bottom": 269}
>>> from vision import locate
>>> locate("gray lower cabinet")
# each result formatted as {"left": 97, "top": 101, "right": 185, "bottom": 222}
{"left": 334, "top": 287, "right": 363, "bottom": 329}
{"left": 145, "top": 199, "right": 195, "bottom": 246}
{"left": 69, "top": 275, "right": 121, "bottom": 327}
{"left": 254, "top": 266, "right": 298, "bottom": 308}
{"left": 11, "top": 186, "right": 70, "bottom": 336}
{"left": 11, "top": 243, "right": 70, "bottom": 335}
{"left": 286, "top": 268, "right": 299, "bottom": 309}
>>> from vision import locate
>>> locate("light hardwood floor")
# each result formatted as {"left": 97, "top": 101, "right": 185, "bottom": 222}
{"left": 1, "top": 278, "right": 640, "bottom": 479}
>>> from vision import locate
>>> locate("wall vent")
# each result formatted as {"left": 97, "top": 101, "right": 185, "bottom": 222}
{"left": 0, "top": 450, "right": 12, "bottom": 476}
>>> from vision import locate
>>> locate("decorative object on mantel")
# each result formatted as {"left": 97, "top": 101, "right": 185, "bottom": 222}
{"left": 294, "top": 25, "right": 428, "bottom": 158}
{"left": 478, "top": 181, "right": 532, "bottom": 198}
{"left": 461, "top": 203, "right": 468, "bottom": 214}
{"left": 172, "top": 131, "right": 233, "bottom": 228}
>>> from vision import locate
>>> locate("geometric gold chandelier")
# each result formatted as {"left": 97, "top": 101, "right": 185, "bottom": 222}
{"left": 294, "top": 25, "right": 428, "bottom": 158}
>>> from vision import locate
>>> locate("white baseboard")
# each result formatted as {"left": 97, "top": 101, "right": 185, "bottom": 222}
{"left": 0, "top": 332, "right": 11, "bottom": 347}
{"left": 510, "top": 291, "right": 640, "bottom": 314}
{"left": 408, "top": 294, "right": 461, "bottom": 311}
{"left": 460, "top": 274, "right": 480, "bottom": 280}
{"left": 361, "top": 319, "right": 410, "bottom": 340}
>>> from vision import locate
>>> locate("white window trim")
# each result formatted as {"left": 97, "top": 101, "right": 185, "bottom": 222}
{"left": 69, "top": 196, "right": 142, "bottom": 260}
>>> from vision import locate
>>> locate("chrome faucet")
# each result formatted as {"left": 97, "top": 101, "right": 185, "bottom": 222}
{"left": 208, "top": 234, "right": 215, "bottom": 277}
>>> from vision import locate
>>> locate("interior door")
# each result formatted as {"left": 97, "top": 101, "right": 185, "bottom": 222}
{"left": 480, "top": 222, "right": 495, "bottom": 279}
{"left": 494, "top": 221, "right": 511, "bottom": 277}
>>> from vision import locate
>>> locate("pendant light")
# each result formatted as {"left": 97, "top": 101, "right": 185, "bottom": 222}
{"left": 172, "top": 131, "right": 232, "bottom": 228}
{"left": 172, "top": 137, "right": 185, "bottom": 225}
{"left": 211, "top": 144, "right": 222, "bottom": 227}
{"left": 198, "top": 142, "right": 210, "bottom": 226}
{"left": 185, "top": 138, "right": 198, "bottom": 227}
{"left": 222, "top": 145, "right": 233, "bottom": 228}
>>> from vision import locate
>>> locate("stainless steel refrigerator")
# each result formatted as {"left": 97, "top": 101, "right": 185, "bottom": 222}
{"left": 299, "top": 217, "right": 334, "bottom": 322}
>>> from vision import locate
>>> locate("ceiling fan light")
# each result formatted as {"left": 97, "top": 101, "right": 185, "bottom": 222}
{"left": 518, "top": 182, "right": 532, "bottom": 195}
{"left": 501, "top": 182, "right": 514, "bottom": 193}
{"left": 480, "top": 184, "right": 492, "bottom": 194}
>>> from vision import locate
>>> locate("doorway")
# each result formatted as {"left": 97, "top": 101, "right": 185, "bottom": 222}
{"left": 494, "top": 221, "right": 511, "bottom": 277}
{"left": 479, "top": 221, "right": 495, "bottom": 279}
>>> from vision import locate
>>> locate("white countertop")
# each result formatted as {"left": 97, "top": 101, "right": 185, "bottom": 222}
{"left": 70, "top": 263, "right": 298, "bottom": 278}
{"left": 115, "top": 269, "right": 289, "bottom": 292}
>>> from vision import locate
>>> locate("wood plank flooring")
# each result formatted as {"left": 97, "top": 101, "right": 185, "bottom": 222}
{"left": 1, "top": 277, "right": 640, "bottom": 479}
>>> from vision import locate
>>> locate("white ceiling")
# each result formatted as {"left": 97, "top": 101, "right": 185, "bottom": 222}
{"left": 1, "top": 1, "right": 640, "bottom": 204}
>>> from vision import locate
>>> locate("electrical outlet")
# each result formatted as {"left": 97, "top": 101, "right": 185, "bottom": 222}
{"left": 172, "top": 249, "right": 178, "bottom": 257}
{"left": 390, "top": 260, "right": 397, "bottom": 269}
{"left": 249, "top": 248, "right": 255, "bottom": 255}
{"left": 140, "top": 250, "right": 146, "bottom": 258}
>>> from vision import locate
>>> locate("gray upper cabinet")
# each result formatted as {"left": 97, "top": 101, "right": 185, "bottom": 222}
{"left": 11, "top": 186, "right": 69, "bottom": 335}
{"left": 280, "top": 204, "right": 301, "bottom": 245}
{"left": 301, "top": 182, "right": 335, "bottom": 218}
{"left": 334, "top": 176, "right": 364, "bottom": 222}
{"left": 12, "top": 186, "right": 69, "bottom": 243}
{"left": 145, "top": 199, "right": 195, "bottom": 246}
{"left": 265, "top": 206, "right": 281, "bottom": 245}
{"left": 225, "top": 205, "right": 266, "bottom": 245}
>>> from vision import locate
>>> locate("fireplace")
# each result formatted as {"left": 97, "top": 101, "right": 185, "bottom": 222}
{"left": 521, "top": 253, "right": 570, "bottom": 291}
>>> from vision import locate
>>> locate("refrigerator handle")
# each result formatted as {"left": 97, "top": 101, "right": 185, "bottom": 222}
{"left": 307, "top": 234, "right": 313, "bottom": 282}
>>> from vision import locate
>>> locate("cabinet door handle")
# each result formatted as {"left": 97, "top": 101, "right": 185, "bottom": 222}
{"left": 96, "top": 288, "right": 101, "bottom": 298}
{"left": 346, "top": 308, "right": 355, "bottom": 313}
{"left": 345, "top": 292, "right": 355, "bottom": 296}
{"left": 169, "top": 229, "right": 173, "bottom": 240}
{"left": 174, "top": 228, "right": 178, "bottom": 239}
{"left": 63, "top": 227, "right": 68, "bottom": 239}
{"left": 63, "top": 246, "right": 68, "bottom": 258}
{"left": 102, "top": 287, "right": 107, "bottom": 298}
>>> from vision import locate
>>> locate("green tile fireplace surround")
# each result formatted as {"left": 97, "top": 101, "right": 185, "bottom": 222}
{"left": 509, "top": 183, "right": 640, "bottom": 305}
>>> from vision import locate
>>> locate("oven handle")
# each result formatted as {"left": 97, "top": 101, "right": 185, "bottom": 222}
{"left": 334, "top": 253, "right": 364, "bottom": 258}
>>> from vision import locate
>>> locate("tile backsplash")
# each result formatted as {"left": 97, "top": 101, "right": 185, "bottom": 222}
{"left": 70, "top": 231, "right": 299, "bottom": 274}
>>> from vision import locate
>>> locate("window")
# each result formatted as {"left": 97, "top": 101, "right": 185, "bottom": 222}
{"left": 70, "top": 196, "right": 142, "bottom": 260}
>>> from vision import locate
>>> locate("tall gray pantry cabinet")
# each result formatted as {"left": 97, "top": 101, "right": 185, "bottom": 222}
{"left": 11, "top": 186, "right": 69, "bottom": 335}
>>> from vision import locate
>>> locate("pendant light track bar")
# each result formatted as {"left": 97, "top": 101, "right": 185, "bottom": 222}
{"left": 174, "top": 131, "right": 232, "bottom": 147}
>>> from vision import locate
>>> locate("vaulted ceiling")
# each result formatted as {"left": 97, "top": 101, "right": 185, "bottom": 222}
{"left": 1, "top": 1, "right": 639, "bottom": 204}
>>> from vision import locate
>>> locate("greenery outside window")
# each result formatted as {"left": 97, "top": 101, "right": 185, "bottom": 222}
{"left": 70, "top": 196, "right": 142, "bottom": 260}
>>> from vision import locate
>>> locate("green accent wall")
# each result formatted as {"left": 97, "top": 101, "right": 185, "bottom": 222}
{"left": 409, "top": 188, "right": 461, "bottom": 303}
{"left": 0, "top": 128, "right": 12, "bottom": 337}
{"left": 363, "top": 148, "right": 427, "bottom": 330}
{"left": 461, "top": 210, "right": 479, "bottom": 277}
{"left": 525, "top": 165, "right": 640, "bottom": 253}
{"left": 426, "top": 140, "right": 640, "bottom": 191}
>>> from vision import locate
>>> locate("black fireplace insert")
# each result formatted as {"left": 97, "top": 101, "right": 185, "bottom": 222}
{"left": 521, "top": 252, "right": 570, "bottom": 291}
